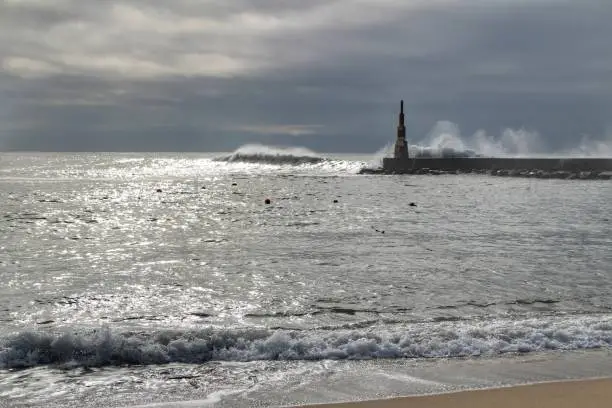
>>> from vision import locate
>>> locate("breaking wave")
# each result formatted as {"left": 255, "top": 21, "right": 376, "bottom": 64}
{"left": 214, "top": 144, "right": 327, "bottom": 165}
{"left": 1, "top": 315, "right": 610, "bottom": 369}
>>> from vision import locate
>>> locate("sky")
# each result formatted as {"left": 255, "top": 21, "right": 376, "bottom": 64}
{"left": 1, "top": 0, "right": 611, "bottom": 153}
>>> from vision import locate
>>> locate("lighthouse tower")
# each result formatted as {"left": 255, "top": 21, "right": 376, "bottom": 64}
{"left": 394, "top": 100, "right": 409, "bottom": 160}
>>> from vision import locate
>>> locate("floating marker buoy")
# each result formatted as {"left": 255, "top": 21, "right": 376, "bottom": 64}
{"left": 409, "top": 202, "right": 416, "bottom": 207}
{"left": 333, "top": 199, "right": 338, "bottom": 203}
{"left": 264, "top": 198, "right": 271, "bottom": 204}
{"left": 156, "top": 188, "right": 162, "bottom": 193}
{"left": 201, "top": 186, "right": 206, "bottom": 189}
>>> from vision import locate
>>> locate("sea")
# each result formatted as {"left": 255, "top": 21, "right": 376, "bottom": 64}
{"left": 1, "top": 146, "right": 611, "bottom": 407}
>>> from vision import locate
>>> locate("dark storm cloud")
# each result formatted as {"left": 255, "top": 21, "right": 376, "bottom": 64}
{"left": 1, "top": 0, "right": 611, "bottom": 153}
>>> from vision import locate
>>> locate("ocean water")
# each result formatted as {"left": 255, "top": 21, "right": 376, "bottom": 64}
{"left": 1, "top": 148, "right": 611, "bottom": 407}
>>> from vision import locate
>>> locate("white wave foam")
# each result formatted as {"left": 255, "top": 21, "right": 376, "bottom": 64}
{"left": 209, "top": 144, "right": 366, "bottom": 174}
{"left": 1, "top": 316, "right": 610, "bottom": 369}
{"left": 214, "top": 144, "right": 326, "bottom": 165}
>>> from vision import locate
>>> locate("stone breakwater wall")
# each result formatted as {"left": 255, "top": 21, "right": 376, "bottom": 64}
{"left": 360, "top": 157, "right": 612, "bottom": 179}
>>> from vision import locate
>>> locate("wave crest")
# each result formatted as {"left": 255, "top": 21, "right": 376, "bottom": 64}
{"left": 1, "top": 316, "right": 610, "bottom": 369}
{"left": 214, "top": 144, "right": 326, "bottom": 165}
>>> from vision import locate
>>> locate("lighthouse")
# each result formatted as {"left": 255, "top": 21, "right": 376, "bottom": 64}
{"left": 394, "top": 100, "right": 409, "bottom": 160}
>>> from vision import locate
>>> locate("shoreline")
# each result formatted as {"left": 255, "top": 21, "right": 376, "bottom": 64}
{"left": 297, "top": 377, "right": 612, "bottom": 408}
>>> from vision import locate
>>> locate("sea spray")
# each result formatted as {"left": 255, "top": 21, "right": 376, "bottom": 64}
{"left": 2, "top": 315, "right": 610, "bottom": 369}
{"left": 364, "top": 122, "right": 612, "bottom": 169}
{"left": 214, "top": 144, "right": 325, "bottom": 165}
{"left": 367, "top": 142, "right": 394, "bottom": 168}
{"left": 211, "top": 144, "right": 366, "bottom": 174}
{"left": 416, "top": 121, "right": 542, "bottom": 157}
{"left": 569, "top": 134, "right": 612, "bottom": 157}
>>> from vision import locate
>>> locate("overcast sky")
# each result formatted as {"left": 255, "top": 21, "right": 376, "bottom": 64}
{"left": 1, "top": 0, "right": 611, "bottom": 153}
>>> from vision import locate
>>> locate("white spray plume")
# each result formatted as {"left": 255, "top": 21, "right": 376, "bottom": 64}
{"left": 567, "top": 134, "right": 612, "bottom": 157}
{"left": 368, "top": 121, "right": 612, "bottom": 162}
{"left": 416, "top": 121, "right": 543, "bottom": 157}
{"left": 368, "top": 141, "right": 394, "bottom": 167}
{"left": 423, "top": 121, "right": 466, "bottom": 152}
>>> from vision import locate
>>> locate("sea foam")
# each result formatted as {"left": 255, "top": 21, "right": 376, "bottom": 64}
{"left": 1, "top": 315, "right": 610, "bottom": 369}
{"left": 213, "top": 144, "right": 326, "bottom": 165}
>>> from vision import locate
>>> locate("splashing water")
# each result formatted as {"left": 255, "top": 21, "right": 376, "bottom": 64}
{"left": 210, "top": 144, "right": 367, "bottom": 174}
{"left": 568, "top": 134, "right": 612, "bottom": 157}
{"left": 367, "top": 142, "right": 395, "bottom": 168}
{"left": 415, "top": 121, "right": 542, "bottom": 158}
{"left": 367, "top": 121, "right": 612, "bottom": 164}
{"left": 2, "top": 315, "right": 610, "bottom": 369}
{"left": 204, "top": 123, "right": 612, "bottom": 175}
{"left": 213, "top": 144, "right": 325, "bottom": 165}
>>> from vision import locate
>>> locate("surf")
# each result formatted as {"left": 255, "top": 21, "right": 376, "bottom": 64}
{"left": 2, "top": 315, "right": 610, "bottom": 369}
{"left": 213, "top": 144, "right": 327, "bottom": 165}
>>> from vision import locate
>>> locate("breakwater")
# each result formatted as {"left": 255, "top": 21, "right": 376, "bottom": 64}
{"left": 359, "top": 157, "right": 612, "bottom": 179}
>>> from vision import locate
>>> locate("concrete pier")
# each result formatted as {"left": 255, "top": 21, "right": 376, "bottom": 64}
{"left": 381, "top": 157, "right": 612, "bottom": 173}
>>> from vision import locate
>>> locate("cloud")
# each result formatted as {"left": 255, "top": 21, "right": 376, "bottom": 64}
{"left": 3, "top": 57, "right": 59, "bottom": 78}
{"left": 1, "top": 0, "right": 455, "bottom": 79}
{"left": 1, "top": 0, "right": 611, "bottom": 152}
{"left": 231, "top": 124, "right": 323, "bottom": 137}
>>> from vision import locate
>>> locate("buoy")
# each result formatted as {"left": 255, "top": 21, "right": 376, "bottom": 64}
{"left": 156, "top": 188, "right": 162, "bottom": 193}
{"left": 264, "top": 198, "right": 271, "bottom": 204}
{"left": 409, "top": 202, "right": 416, "bottom": 207}
{"left": 333, "top": 199, "right": 338, "bottom": 203}
{"left": 232, "top": 183, "right": 237, "bottom": 186}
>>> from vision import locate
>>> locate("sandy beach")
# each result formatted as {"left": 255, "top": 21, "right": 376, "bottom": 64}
{"left": 302, "top": 378, "right": 612, "bottom": 408}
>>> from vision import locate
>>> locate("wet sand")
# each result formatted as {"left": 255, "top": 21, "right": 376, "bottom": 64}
{"left": 301, "top": 378, "right": 612, "bottom": 408}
